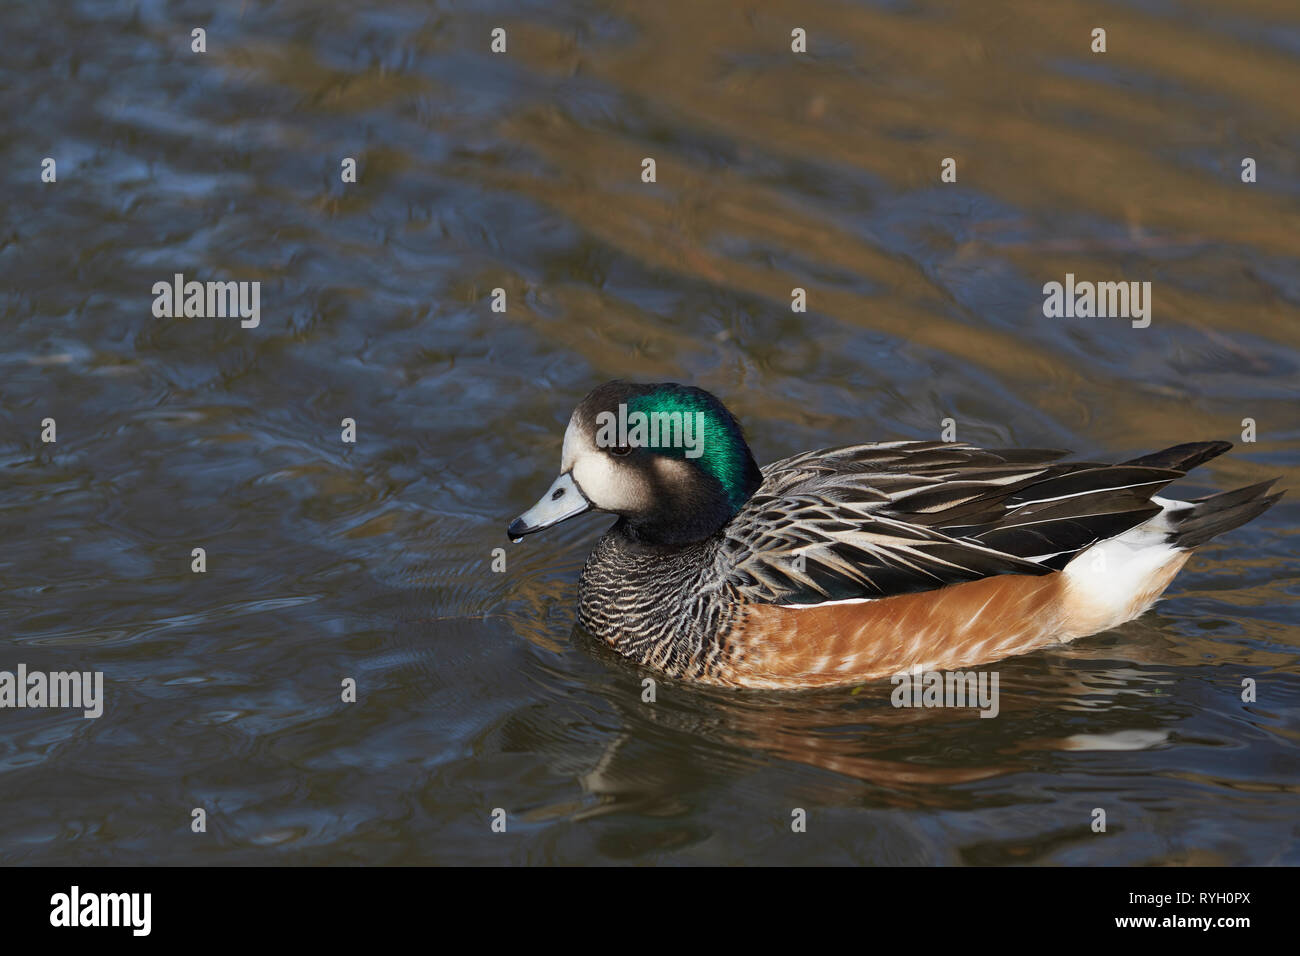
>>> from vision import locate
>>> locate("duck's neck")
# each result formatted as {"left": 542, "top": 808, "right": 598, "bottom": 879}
{"left": 620, "top": 504, "right": 732, "bottom": 547}
{"left": 621, "top": 453, "right": 762, "bottom": 547}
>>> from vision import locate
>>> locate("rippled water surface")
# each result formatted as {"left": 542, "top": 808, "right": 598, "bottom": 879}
{"left": 2, "top": 0, "right": 1298, "bottom": 865}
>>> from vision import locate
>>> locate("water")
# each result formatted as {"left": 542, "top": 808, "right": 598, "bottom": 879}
{"left": 1, "top": 0, "right": 1297, "bottom": 865}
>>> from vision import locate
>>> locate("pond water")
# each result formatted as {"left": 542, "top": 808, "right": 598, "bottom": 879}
{"left": 1, "top": 0, "right": 1297, "bottom": 864}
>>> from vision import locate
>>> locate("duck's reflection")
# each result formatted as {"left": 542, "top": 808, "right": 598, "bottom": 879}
{"left": 532, "top": 620, "right": 1188, "bottom": 820}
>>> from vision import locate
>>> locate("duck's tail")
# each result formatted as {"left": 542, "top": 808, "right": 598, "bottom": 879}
{"left": 1058, "top": 442, "right": 1281, "bottom": 632}
{"left": 1158, "top": 479, "right": 1284, "bottom": 549}
{"left": 1119, "top": 440, "right": 1283, "bottom": 549}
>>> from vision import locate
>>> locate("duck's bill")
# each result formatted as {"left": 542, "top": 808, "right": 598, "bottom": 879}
{"left": 508, "top": 472, "right": 592, "bottom": 538}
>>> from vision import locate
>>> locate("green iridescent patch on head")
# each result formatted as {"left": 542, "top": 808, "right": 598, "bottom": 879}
{"left": 626, "top": 387, "right": 752, "bottom": 510}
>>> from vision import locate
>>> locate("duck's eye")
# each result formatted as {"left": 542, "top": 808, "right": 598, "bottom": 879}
{"left": 610, "top": 445, "right": 632, "bottom": 457}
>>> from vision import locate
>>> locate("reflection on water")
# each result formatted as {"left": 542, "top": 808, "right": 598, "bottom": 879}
{"left": 0, "top": 0, "right": 1297, "bottom": 864}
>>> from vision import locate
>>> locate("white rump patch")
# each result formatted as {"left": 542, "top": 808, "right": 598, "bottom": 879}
{"left": 1062, "top": 497, "right": 1192, "bottom": 627}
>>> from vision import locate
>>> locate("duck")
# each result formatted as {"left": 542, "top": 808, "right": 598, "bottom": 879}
{"left": 508, "top": 381, "right": 1282, "bottom": 690}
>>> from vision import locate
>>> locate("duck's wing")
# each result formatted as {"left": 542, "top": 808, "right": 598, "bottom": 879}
{"left": 721, "top": 441, "right": 1192, "bottom": 605}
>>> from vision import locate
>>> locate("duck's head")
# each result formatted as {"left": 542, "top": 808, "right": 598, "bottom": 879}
{"left": 508, "top": 381, "right": 764, "bottom": 547}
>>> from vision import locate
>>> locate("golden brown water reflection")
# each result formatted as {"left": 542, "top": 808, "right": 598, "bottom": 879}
{"left": 0, "top": 0, "right": 1296, "bottom": 864}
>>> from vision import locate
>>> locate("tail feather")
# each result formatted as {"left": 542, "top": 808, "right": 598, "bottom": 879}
{"left": 1166, "top": 479, "right": 1283, "bottom": 548}
{"left": 1123, "top": 440, "right": 1233, "bottom": 472}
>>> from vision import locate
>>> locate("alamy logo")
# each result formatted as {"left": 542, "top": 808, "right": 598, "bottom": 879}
{"left": 0, "top": 664, "right": 103, "bottom": 718}
{"left": 594, "top": 403, "right": 706, "bottom": 458}
{"left": 50, "top": 886, "right": 151, "bottom": 936}
{"left": 891, "top": 668, "right": 1000, "bottom": 718}
{"left": 1042, "top": 273, "right": 1151, "bottom": 328}
{"left": 152, "top": 273, "right": 260, "bottom": 328}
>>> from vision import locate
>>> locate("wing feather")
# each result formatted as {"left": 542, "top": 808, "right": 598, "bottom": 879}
{"left": 722, "top": 441, "right": 1189, "bottom": 605}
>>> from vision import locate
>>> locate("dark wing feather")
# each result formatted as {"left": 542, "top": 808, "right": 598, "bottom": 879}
{"left": 721, "top": 496, "right": 1056, "bottom": 605}
{"left": 722, "top": 441, "right": 1212, "bottom": 605}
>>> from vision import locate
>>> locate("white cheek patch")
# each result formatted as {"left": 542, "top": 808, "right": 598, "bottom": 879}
{"left": 572, "top": 451, "right": 649, "bottom": 513}
{"left": 560, "top": 413, "right": 582, "bottom": 473}
{"left": 562, "top": 415, "right": 649, "bottom": 513}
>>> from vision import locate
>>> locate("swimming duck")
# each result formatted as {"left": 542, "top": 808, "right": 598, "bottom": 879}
{"left": 508, "top": 381, "right": 1281, "bottom": 690}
